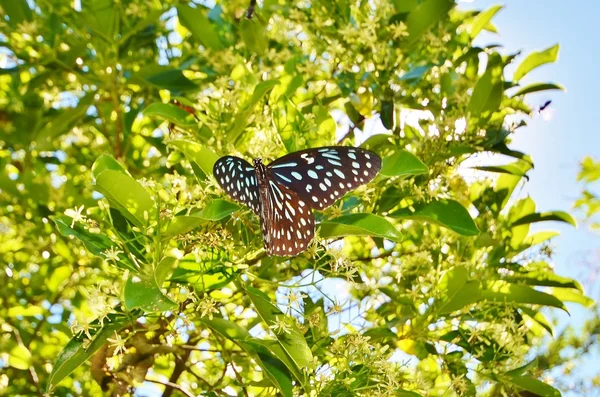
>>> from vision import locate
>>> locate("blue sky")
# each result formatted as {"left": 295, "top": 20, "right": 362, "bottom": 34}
{"left": 461, "top": 0, "right": 600, "bottom": 391}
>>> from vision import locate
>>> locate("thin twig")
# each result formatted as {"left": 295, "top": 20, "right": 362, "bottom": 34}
{"left": 147, "top": 379, "right": 195, "bottom": 397}
{"left": 246, "top": 0, "right": 257, "bottom": 19}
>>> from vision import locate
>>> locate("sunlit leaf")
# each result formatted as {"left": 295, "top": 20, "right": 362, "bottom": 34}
{"left": 320, "top": 213, "right": 403, "bottom": 241}
{"left": 514, "top": 44, "right": 560, "bottom": 82}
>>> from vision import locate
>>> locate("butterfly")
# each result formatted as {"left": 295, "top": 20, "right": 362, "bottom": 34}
{"left": 213, "top": 146, "right": 382, "bottom": 256}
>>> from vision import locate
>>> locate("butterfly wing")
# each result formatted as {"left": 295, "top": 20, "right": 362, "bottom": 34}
{"left": 213, "top": 156, "right": 260, "bottom": 215}
{"left": 267, "top": 146, "right": 381, "bottom": 210}
{"left": 261, "top": 178, "right": 315, "bottom": 256}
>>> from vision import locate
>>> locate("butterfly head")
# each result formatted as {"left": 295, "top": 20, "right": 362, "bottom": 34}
{"left": 253, "top": 158, "right": 267, "bottom": 181}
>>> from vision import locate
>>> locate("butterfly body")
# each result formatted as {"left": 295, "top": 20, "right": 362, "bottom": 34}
{"left": 213, "top": 146, "right": 381, "bottom": 256}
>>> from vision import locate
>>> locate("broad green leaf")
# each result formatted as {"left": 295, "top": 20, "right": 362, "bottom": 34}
{"left": 51, "top": 215, "right": 115, "bottom": 257}
{"left": 124, "top": 274, "right": 177, "bottom": 312}
{"left": 172, "top": 264, "right": 235, "bottom": 293}
{"left": 399, "top": 65, "right": 432, "bottom": 83}
{"left": 95, "top": 170, "right": 155, "bottom": 228}
{"left": 468, "top": 53, "right": 503, "bottom": 116}
{"left": 405, "top": 0, "right": 453, "bottom": 45}
{"left": 155, "top": 257, "right": 176, "bottom": 286}
{"left": 505, "top": 375, "right": 561, "bottom": 397}
{"left": 131, "top": 65, "right": 198, "bottom": 92}
{"left": 242, "top": 339, "right": 301, "bottom": 389}
{"left": 229, "top": 79, "right": 280, "bottom": 141}
{"left": 164, "top": 200, "right": 240, "bottom": 238}
{"left": 177, "top": 4, "right": 223, "bottom": 50}
{"left": 519, "top": 307, "right": 554, "bottom": 336}
{"left": 92, "top": 155, "right": 128, "bottom": 179}
{"left": 0, "top": 0, "right": 32, "bottom": 25}
{"left": 481, "top": 280, "right": 567, "bottom": 312}
{"left": 389, "top": 199, "right": 480, "bottom": 236}
{"left": 168, "top": 139, "right": 220, "bottom": 179}
{"left": 578, "top": 156, "right": 600, "bottom": 182}
{"left": 82, "top": 0, "right": 117, "bottom": 41}
{"left": 511, "top": 82, "right": 564, "bottom": 97}
{"left": 240, "top": 18, "right": 267, "bottom": 55}
{"left": 192, "top": 199, "right": 240, "bottom": 221}
{"left": 380, "top": 100, "right": 394, "bottom": 129}
{"left": 143, "top": 103, "right": 197, "bottom": 128}
{"left": 511, "top": 211, "right": 577, "bottom": 227}
{"left": 46, "top": 313, "right": 133, "bottom": 391}
{"left": 550, "top": 288, "right": 595, "bottom": 308}
{"left": 514, "top": 44, "right": 559, "bottom": 82}
{"left": 523, "top": 231, "right": 560, "bottom": 246}
{"left": 9, "top": 345, "right": 32, "bottom": 370}
{"left": 164, "top": 215, "right": 205, "bottom": 239}
{"left": 504, "top": 266, "right": 582, "bottom": 291}
{"left": 7, "top": 306, "right": 44, "bottom": 317}
{"left": 202, "top": 319, "right": 295, "bottom": 397}
{"left": 47, "top": 266, "right": 72, "bottom": 293}
{"left": 469, "top": 5, "right": 503, "bottom": 38}
{"left": 320, "top": 213, "right": 403, "bottom": 242}
{"left": 246, "top": 286, "right": 313, "bottom": 370}
{"left": 380, "top": 150, "right": 428, "bottom": 177}
{"left": 494, "top": 160, "right": 533, "bottom": 211}
{"left": 508, "top": 197, "right": 536, "bottom": 249}
{"left": 436, "top": 266, "right": 482, "bottom": 314}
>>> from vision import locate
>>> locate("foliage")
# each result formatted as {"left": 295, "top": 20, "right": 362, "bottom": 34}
{"left": 0, "top": 0, "right": 596, "bottom": 396}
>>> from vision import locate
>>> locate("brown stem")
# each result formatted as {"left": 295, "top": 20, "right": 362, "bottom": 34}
{"left": 148, "top": 379, "right": 195, "bottom": 397}
{"left": 161, "top": 348, "right": 191, "bottom": 397}
{"left": 246, "top": 0, "right": 257, "bottom": 19}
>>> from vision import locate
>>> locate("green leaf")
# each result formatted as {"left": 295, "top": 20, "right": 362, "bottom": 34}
{"left": 578, "top": 156, "right": 600, "bottom": 182}
{"left": 7, "top": 306, "right": 44, "bottom": 317}
{"left": 380, "top": 150, "right": 429, "bottom": 177}
{"left": 46, "top": 313, "right": 133, "bottom": 392}
{"left": 241, "top": 339, "right": 299, "bottom": 394}
{"left": 514, "top": 44, "right": 560, "bottom": 82}
{"left": 469, "top": 5, "right": 503, "bottom": 38}
{"left": 494, "top": 160, "right": 533, "bottom": 211}
{"left": 47, "top": 266, "right": 72, "bottom": 293}
{"left": 168, "top": 139, "right": 220, "bottom": 179}
{"left": 504, "top": 265, "right": 583, "bottom": 291}
{"left": 511, "top": 82, "right": 564, "bottom": 97}
{"left": 405, "top": 0, "right": 453, "bottom": 45}
{"left": 389, "top": 199, "right": 480, "bottom": 236}
{"left": 519, "top": 307, "right": 554, "bottom": 336}
{"left": 131, "top": 65, "right": 198, "bottom": 92}
{"left": 193, "top": 199, "right": 241, "bottom": 221}
{"left": 177, "top": 4, "right": 223, "bottom": 50}
{"left": 550, "top": 288, "right": 595, "bottom": 308}
{"left": 92, "top": 154, "right": 128, "bottom": 179}
{"left": 95, "top": 170, "right": 155, "bottom": 228}
{"left": 82, "top": 0, "right": 118, "bottom": 41}
{"left": 481, "top": 280, "right": 567, "bottom": 313}
{"left": 143, "top": 103, "right": 197, "bottom": 128}
{"left": 246, "top": 286, "right": 313, "bottom": 370}
{"left": 124, "top": 274, "right": 178, "bottom": 312}
{"left": 473, "top": 164, "right": 530, "bottom": 177}
{"left": 523, "top": 231, "right": 560, "bottom": 246}
{"left": 0, "top": 0, "right": 32, "bottom": 25}
{"left": 164, "top": 200, "right": 240, "bottom": 238}
{"left": 511, "top": 211, "right": 577, "bottom": 227}
{"left": 505, "top": 375, "right": 561, "bottom": 397}
{"left": 9, "top": 345, "right": 32, "bottom": 370}
{"left": 240, "top": 18, "right": 267, "bottom": 55}
{"left": 320, "top": 213, "right": 403, "bottom": 241}
{"left": 201, "top": 319, "right": 295, "bottom": 397}
{"left": 51, "top": 215, "right": 114, "bottom": 257}
{"left": 436, "top": 266, "right": 482, "bottom": 314}
{"left": 468, "top": 53, "right": 503, "bottom": 116}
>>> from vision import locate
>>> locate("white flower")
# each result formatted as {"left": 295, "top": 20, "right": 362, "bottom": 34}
{"left": 102, "top": 247, "right": 123, "bottom": 262}
{"left": 64, "top": 205, "right": 86, "bottom": 227}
